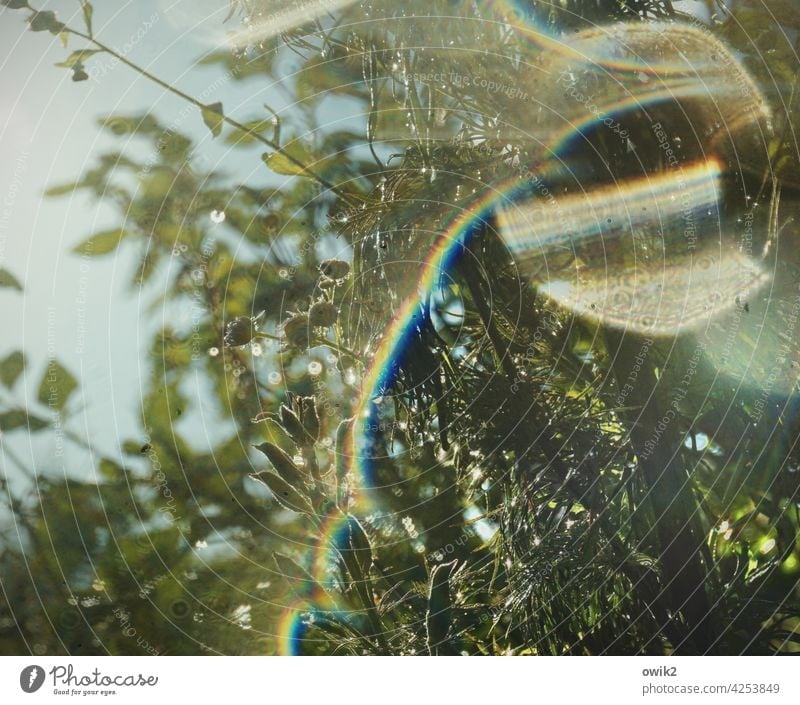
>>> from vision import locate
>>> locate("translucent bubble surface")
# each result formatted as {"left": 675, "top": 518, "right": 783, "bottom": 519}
{"left": 496, "top": 161, "right": 771, "bottom": 335}
{"left": 493, "top": 22, "right": 776, "bottom": 338}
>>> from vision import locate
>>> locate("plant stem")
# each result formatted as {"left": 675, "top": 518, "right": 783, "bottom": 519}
{"left": 254, "top": 332, "right": 359, "bottom": 360}
{"left": 311, "top": 336, "right": 361, "bottom": 361}
{"left": 65, "top": 27, "right": 357, "bottom": 206}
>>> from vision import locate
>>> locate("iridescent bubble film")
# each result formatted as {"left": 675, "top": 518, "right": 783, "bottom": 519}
{"left": 2, "top": 0, "right": 799, "bottom": 664}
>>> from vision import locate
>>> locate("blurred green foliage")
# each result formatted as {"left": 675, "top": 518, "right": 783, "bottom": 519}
{"left": 1, "top": 0, "right": 798, "bottom": 655}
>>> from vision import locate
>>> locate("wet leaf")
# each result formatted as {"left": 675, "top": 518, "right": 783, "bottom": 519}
{"left": 343, "top": 514, "right": 372, "bottom": 574}
{"left": 249, "top": 471, "right": 314, "bottom": 515}
{"left": 278, "top": 405, "right": 306, "bottom": 444}
{"left": 253, "top": 441, "right": 304, "bottom": 486}
{"left": 297, "top": 396, "right": 320, "bottom": 441}
{"left": 426, "top": 560, "right": 457, "bottom": 654}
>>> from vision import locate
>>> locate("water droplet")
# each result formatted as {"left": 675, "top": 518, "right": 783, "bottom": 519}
{"left": 308, "top": 361, "right": 323, "bottom": 376}
{"left": 268, "top": 371, "right": 282, "bottom": 385}
{"left": 209, "top": 347, "right": 219, "bottom": 357}
{"left": 683, "top": 432, "right": 709, "bottom": 451}
{"left": 210, "top": 210, "right": 226, "bottom": 224}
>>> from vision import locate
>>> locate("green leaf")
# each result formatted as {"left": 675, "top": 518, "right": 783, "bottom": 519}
{"left": 0, "top": 410, "right": 48, "bottom": 432}
{"left": 0, "top": 351, "right": 26, "bottom": 389}
{"left": 273, "top": 552, "right": 318, "bottom": 587}
{"left": 98, "top": 113, "right": 162, "bottom": 136}
{"left": 72, "top": 65, "right": 89, "bottom": 82}
{"left": 55, "top": 49, "right": 101, "bottom": 69}
{"left": 296, "top": 55, "right": 363, "bottom": 101}
{"left": 224, "top": 118, "right": 277, "bottom": 146}
{"left": 751, "top": 0, "right": 800, "bottom": 29}
{"left": 38, "top": 360, "right": 78, "bottom": 412}
{"left": 249, "top": 471, "right": 314, "bottom": 515}
{"left": 97, "top": 458, "right": 123, "bottom": 480}
{"left": 0, "top": 268, "right": 22, "bottom": 291}
{"left": 44, "top": 181, "right": 83, "bottom": 197}
{"left": 254, "top": 442, "right": 304, "bottom": 486}
{"left": 261, "top": 139, "right": 338, "bottom": 179}
{"left": 196, "top": 48, "right": 279, "bottom": 83}
{"left": 72, "top": 228, "right": 128, "bottom": 256}
{"left": 426, "top": 560, "right": 457, "bottom": 654}
{"left": 261, "top": 149, "right": 309, "bottom": 177}
{"left": 201, "top": 102, "right": 224, "bottom": 138}
{"left": 80, "top": 0, "right": 93, "bottom": 36}
{"left": 29, "top": 10, "right": 66, "bottom": 34}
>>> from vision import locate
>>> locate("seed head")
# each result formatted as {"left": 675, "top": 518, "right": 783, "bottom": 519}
{"left": 308, "top": 301, "right": 338, "bottom": 327}
{"left": 319, "top": 259, "right": 350, "bottom": 281}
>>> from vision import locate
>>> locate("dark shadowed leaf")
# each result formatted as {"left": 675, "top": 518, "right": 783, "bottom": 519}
{"left": 29, "top": 10, "right": 66, "bottom": 34}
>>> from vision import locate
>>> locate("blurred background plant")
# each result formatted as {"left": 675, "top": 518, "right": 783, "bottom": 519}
{"left": 1, "top": 0, "right": 798, "bottom": 655}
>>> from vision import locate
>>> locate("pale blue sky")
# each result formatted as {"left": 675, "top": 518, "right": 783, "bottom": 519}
{"left": 0, "top": 1, "right": 279, "bottom": 497}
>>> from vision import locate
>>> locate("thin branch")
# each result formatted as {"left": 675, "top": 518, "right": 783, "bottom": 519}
{"left": 65, "top": 27, "right": 358, "bottom": 206}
